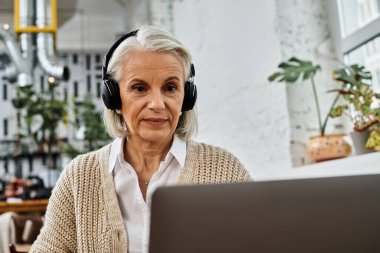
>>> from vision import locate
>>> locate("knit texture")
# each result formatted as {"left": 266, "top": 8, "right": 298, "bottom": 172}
{"left": 29, "top": 141, "right": 252, "bottom": 253}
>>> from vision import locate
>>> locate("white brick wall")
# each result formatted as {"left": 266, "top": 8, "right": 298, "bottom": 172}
{"left": 170, "top": 0, "right": 293, "bottom": 177}
{"left": 150, "top": 0, "right": 174, "bottom": 33}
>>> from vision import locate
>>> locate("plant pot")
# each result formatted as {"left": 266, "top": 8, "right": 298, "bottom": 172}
{"left": 307, "top": 134, "right": 352, "bottom": 162}
{"left": 350, "top": 131, "right": 375, "bottom": 155}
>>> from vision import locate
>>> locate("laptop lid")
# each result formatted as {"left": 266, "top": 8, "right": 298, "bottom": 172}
{"left": 149, "top": 174, "right": 380, "bottom": 253}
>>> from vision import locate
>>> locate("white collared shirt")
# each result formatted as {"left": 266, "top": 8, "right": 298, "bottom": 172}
{"left": 108, "top": 135, "right": 186, "bottom": 253}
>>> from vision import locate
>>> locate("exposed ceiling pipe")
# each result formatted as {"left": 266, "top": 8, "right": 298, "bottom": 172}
{"left": 36, "top": 0, "right": 69, "bottom": 81}
{"left": 4, "top": 64, "right": 18, "bottom": 82}
{"left": 0, "top": 26, "right": 33, "bottom": 86}
{"left": 18, "top": 0, "right": 35, "bottom": 87}
{"left": 0, "top": 0, "right": 70, "bottom": 86}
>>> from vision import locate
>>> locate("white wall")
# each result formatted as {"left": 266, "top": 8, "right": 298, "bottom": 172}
{"left": 170, "top": 0, "right": 293, "bottom": 177}
{"left": 56, "top": 0, "right": 127, "bottom": 51}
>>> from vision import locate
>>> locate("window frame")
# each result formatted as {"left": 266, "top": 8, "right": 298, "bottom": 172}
{"left": 328, "top": 0, "right": 380, "bottom": 58}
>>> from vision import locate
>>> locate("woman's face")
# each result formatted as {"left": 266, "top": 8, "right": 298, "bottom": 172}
{"left": 118, "top": 50, "right": 185, "bottom": 143}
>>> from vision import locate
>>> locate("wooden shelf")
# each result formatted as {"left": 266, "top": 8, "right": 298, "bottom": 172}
{"left": 0, "top": 199, "right": 49, "bottom": 214}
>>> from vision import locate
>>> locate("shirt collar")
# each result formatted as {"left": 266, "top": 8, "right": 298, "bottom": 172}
{"left": 108, "top": 135, "right": 186, "bottom": 174}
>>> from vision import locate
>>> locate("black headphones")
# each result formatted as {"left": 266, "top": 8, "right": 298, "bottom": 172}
{"left": 101, "top": 29, "right": 197, "bottom": 111}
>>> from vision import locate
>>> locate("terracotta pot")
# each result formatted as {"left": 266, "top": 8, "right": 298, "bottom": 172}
{"left": 307, "top": 134, "right": 352, "bottom": 162}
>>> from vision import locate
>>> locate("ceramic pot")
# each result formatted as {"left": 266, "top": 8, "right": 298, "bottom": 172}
{"left": 350, "top": 131, "right": 375, "bottom": 155}
{"left": 307, "top": 134, "right": 352, "bottom": 162}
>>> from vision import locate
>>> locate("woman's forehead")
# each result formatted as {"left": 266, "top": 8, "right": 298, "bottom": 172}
{"left": 121, "top": 50, "right": 185, "bottom": 76}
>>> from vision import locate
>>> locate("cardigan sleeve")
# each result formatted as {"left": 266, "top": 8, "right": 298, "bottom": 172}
{"left": 29, "top": 161, "right": 77, "bottom": 253}
{"left": 220, "top": 147, "right": 253, "bottom": 182}
{"left": 179, "top": 141, "right": 253, "bottom": 184}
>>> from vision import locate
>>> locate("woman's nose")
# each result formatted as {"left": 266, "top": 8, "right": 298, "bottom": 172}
{"left": 148, "top": 90, "right": 165, "bottom": 111}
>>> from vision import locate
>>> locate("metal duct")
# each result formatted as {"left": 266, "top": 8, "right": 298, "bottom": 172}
{"left": 36, "top": 0, "right": 69, "bottom": 80}
{"left": 4, "top": 64, "right": 18, "bottom": 82}
{"left": 17, "top": 0, "right": 35, "bottom": 87}
{"left": 0, "top": 27, "right": 23, "bottom": 71}
{"left": 0, "top": 26, "right": 33, "bottom": 85}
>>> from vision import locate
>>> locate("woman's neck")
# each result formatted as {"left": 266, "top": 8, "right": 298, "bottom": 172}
{"left": 124, "top": 135, "right": 173, "bottom": 173}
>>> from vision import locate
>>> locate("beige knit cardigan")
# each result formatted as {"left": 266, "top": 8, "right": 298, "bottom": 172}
{"left": 29, "top": 141, "right": 252, "bottom": 253}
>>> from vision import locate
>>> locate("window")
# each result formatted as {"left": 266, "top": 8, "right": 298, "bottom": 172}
{"left": 3, "top": 118, "right": 8, "bottom": 136}
{"left": 40, "top": 75, "right": 45, "bottom": 92}
{"left": 338, "top": 0, "right": 380, "bottom": 37}
{"left": 74, "top": 81, "right": 79, "bottom": 97}
{"left": 86, "top": 54, "right": 91, "bottom": 70}
{"left": 28, "top": 156, "right": 33, "bottom": 172}
{"left": 4, "top": 157, "right": 8, "bottom": 173}
{"left": 17, "top": 112, "right": 21, "bottom": 128}
{"left": 97, "top": 82, "right": 101, "bottom": 98}
{"left": 87, "top": 75, "right": 92, "bottom": 93}
{"left": 95, "top": 54, "right": 102, "bottom": 63}
{"left": 330, "top": 0, "right": 380, "bottom": 90}
{"left": 3, "top": 83, "right": 7, "bottom": 100}
{"left": 64, "top": 87, "right": 68, "bottom": 101}
{"left": 73, "top": 53, "right": 78, "bottom": 64}
{"left": 343, "top": 35, "right": 380, "bottom": 91}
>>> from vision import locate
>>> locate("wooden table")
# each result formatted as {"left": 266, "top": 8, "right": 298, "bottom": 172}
{"left": 0, "top": 199, "right": 49, "bottom": 214}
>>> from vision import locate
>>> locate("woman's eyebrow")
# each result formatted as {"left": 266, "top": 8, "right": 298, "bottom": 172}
{"left": 126, "top": 76, "right": 181, "bottom": 84}
{"left": 127, "top": 78, "right": 147, "bottom": 84}
{"left": 164, "top": 76, "right": 181, "bottom": 82}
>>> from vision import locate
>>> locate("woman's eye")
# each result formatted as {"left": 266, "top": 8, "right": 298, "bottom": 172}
{"left": 165, "top": 84, "right": 178, "bottom": 92}
{"left": 132, "top": 85, "right": 146, "bottom": 93}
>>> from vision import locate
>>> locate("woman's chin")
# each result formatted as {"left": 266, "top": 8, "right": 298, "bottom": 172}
{"left": 135, "top": 130, "right": 174, "bottom": 143}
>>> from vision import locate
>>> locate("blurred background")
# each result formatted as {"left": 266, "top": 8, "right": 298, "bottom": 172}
{"left": 0, "top": 0, "right": 379, "bottom": 201}
{"left": 0, "top": 0, "right": 379, "bottom": 251}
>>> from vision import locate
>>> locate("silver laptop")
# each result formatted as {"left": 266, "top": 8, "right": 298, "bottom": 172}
{"left": 149, "top": 174, "right": 380, "bottom": 253}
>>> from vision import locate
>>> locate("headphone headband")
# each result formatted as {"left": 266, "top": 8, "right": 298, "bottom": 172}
{"left": 102, "top": 30, "right": 139, "bottom": 80}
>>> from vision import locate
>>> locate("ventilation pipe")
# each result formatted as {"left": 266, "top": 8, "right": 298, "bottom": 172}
{"left": 4, "top": 64, "right": 18, "bottom": 82}
{"left": 0, "top": 26, "right": 33, "bottom": 86}
{"left": 17, "top": 0, "right": 35, "bottom": 87}
{"left": 36, "top": 0, "right": 69, "bottom": 81}
{"left": 0, "top": 0, "right": 70, "bottom": 86}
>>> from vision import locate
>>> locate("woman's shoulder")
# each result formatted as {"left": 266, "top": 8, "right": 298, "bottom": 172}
{"left": 62, "top": 144, "right": 111, "bottom": 179}
{"left": 187, "top": 140, "right": 239, "bottom": 160}
{"left": 184, "top": 140, "right": 252, "bottom": 183}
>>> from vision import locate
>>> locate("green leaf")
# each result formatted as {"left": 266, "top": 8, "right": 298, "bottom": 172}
{"left": 268, "top": 72, "right": 282, "bottom": 82}
{"left": 329, "top": 105, "right": 348, "bottom": 118}
{"left": 268, "top": 57, "right": 321, "bottom": 84}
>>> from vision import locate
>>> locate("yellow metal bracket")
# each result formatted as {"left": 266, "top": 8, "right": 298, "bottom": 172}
{"left": 14, "top": 0, "right": 57, "bottom": 34}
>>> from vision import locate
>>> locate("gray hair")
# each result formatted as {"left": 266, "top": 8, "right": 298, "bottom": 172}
{"left": 103, "top": 25, "right": 198, "bottom": 141}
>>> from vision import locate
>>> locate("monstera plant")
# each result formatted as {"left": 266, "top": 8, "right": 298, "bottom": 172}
{"left": 268, "top": 57, "right": 342, "bottom": 136}
{"left": 268, "top": 57, "right": 352, "bottom": 162}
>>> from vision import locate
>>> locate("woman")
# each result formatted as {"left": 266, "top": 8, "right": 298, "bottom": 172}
{"left": 30, "top": 26, "right": 251, "bottom": 253}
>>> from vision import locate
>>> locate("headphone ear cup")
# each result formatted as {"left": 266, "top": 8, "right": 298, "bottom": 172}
{"left": 182, "top": 81, "right": 197, "bottom": 111}
{"left": 101, "top": 78, "right": 121, "bottom": 110}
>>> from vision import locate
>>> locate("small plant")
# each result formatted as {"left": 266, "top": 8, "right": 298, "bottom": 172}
{"left": 61, "top": 95, "right": 111, "bottom": 157}
{"left": 12, "top": 84, "right": 68, "bottom": 157}
{"left": 330, "top": 64, "right": 380, "bottom": 150}
{"left": 268, "top": 57, "right": 340, "bottom": 136}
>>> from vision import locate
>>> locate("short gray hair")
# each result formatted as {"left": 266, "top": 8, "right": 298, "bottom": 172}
{"left": 103, "top": 26, "right": 198, "bottom": 141}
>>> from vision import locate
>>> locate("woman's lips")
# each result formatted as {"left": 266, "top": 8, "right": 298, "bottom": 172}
{"left": 143, "top": 118, "right": 167, "bottom": 126}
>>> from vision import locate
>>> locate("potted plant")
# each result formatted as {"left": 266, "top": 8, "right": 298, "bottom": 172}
{"left": 13, "top": 82, "right": 68, "bottom": 187}
{"left": 60, "top": 95, "right": 111, "bottom": 157}
{"left": 330, "top": 64, "right": 380, "bottom": 152}
{"left": 268, "top": 57, "right": 352, "bottom": 162}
